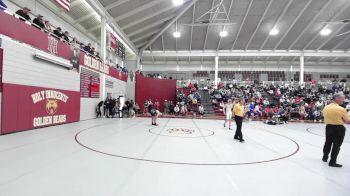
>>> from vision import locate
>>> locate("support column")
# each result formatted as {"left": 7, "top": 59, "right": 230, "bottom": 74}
{"left": 214, "top": 55, "right": 219, "bottom": 88}
{"left": 136, "top": 56, "right": 141, "bottom": 70}
{"left": 100, "top": 17, "right": 107, "bottom": 63}
{"left": 100, "top": 18, "right": 107, "bottom": 101}
{"left": 300, "top": 54, "right": 304, "bottom": 84}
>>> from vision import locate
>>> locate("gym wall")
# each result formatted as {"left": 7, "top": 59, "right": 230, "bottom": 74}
{"left": 135, "top": 73, "right": 176, "bottom": 112}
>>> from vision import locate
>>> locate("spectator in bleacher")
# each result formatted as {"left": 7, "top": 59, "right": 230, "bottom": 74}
{"left": 62, "top": 31, "right": 70, "bottom": 42}
{"left": 174, "top": 104, "right": 180, "bottom": 115}
{"left": 95, "top": 52, "right": 101, "bottom": 60}
{"left": 154, "top": 99, "right": 160, "bottom": 110}
{"left": 84, "top": 43, "right": 92, "bottom": 53}
{"left": 32, "top": 14, "right": 44, "bottom": 29}
{"left": 44, "top": 20, "right": 51, "bottom": 32}
{"left": 53, "top": 27, "right": 63, "bottom": 38}
{"left": 198, "top": 104, "right": 204, "bottom": 117}
{"left": 90, "top": 47, "right": 95, "bottom": 55}
{"left": 15, "top": 7, "right": 31, "bottom": 22}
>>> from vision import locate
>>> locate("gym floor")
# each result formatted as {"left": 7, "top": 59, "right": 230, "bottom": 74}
{"left": 0, "top": 118, "right": 349, "bottom": 196}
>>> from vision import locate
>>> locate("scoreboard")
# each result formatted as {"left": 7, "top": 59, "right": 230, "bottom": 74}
{"left": 80, "top": 68, "right": 100, "bottom": 98}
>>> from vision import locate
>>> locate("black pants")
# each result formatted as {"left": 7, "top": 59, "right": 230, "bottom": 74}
{"left": 234, "top": 116, "right": 243, "bottom": 140}
{"left": 96, "top": 108, "right": 101, "bottom": 118}
{"left": 323, "top": 125, "right": 346, "bottom": 164}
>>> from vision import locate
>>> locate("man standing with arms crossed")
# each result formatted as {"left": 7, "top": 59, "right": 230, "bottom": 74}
{"left": 322, "top": 93, "right": 350, "bottom": 167}
{"left": 233, "top": 98, "right": 246, "bottom": 142}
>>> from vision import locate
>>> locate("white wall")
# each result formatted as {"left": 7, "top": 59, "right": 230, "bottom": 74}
{"left": 79, "top": 72, "right": 127, "bottom": 120}
{"left": 105, "top": 75, "right": 126, "bottom": 98}
{"left": 1, "top": 38, "right": 80, "bottom": 91}
{"left": 79, "top": 67, "right": 102, "bottom": 121}
{"left": 126, "top": 79, "right": 135, "bottom": 101}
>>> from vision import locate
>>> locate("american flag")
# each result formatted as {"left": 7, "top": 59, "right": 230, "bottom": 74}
{"left": 0, "top": 0, "right": 7, "bottom": 11}
{"left": 55, "top": 0, "right": 70, "bottom": 11}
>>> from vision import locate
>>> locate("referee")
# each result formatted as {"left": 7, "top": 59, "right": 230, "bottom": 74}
{"left": 233, "top": 98, "right": 245, "bottom": 142}
{"left": 322, "top": 93, "right": 350, "bottom": 168}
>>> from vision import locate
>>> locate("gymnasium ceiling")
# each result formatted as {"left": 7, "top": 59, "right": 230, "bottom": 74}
{"left": 49, "top": 0, "right": 350, "bottom": 64}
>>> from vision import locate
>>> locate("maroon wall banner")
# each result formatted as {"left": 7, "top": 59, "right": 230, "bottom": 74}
{"left": 0, "top": 12, "right": 128, "bottom": 82}
{"left": 110, "top": 33, "right": 117, "bottom": 51}
{"left": 80, "top": 52, "right": 128, "bottom": 82}
{"left": 0, "top": 12, "right": 71, "bottom": 60}
{"left": 1, "top": 83, "right": 80, "bottom": 134}
{"left": 135, "top": 74, "right": 176, "bottom": 112}
{"left": 0, "top": 48, "right": 2, "bottom": 92}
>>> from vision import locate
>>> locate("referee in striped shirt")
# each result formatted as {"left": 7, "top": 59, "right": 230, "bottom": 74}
{"left": 322, "top": 93, "right": 350, "bottom": 168}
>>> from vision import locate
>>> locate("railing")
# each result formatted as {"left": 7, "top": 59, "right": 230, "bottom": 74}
{"left": 0, "top": 11, "right": 128, "bottom": 82}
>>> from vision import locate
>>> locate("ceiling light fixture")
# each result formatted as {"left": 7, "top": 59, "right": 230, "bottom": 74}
{"left": 173, "top": 21, "right": 181, "bottom": 38}
{"left": 269, "top": 28, "right": 279, "bottom": 36}
{"left": 219, "top": 30, "right": 228, "bottom": 37}
{"left": 172, "top": 0, "right": 184, "bottom": 6}
{"left": 320, "top": 28, "right": 332, "bottom": 36}
{"left": 173, "top": 31, "right": 181, "bottom": 38}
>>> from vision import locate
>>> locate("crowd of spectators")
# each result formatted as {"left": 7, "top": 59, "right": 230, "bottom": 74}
{"left": 173, "top": 86, "right": 204, "bottom": 116}
{"left": 15, "top": 7, "right": 100, "bottom": 58}
{"left": 141, "top": 86, "right": 204, "bottom": 117}
{"left": 210, "top": 80, "right": 350, "bottom": 124}
{"left": 96, "top": 97, "right": 139, "bottom": 118}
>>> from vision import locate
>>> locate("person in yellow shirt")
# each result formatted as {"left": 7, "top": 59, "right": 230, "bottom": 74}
{"left": 233, "top": 98, "right": 246, "bottom": 142}
{"left": 322, "top": 93, "right": 350, "bottom": 168}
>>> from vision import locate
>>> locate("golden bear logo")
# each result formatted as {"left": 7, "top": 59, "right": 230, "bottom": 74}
{"left": 46, "top": 99, "right": 58, "bottom": 115}
{"left": 168, "top": 128, "right": 195, "bottom": 134}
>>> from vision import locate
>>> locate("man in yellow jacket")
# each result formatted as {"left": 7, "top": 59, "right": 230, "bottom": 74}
{"left": 322, "top": 93, "right": 350, "bottom": 167}
{"left": 233, "top": 97, "right": 246, "bottom": 142}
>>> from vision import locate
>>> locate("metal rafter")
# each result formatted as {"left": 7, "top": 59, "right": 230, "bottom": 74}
{"left": 87, "top": 24, "right": 101, "bottom": 32}
{"left": 70, "top": 0, "right": 82, "bottom": 9}
{"left": 132, "top": 29, "right": 161, "bottom": 43}
{"left": 317, "top": 28, "right": 350, "bottom": 51}
{"left": 332, "top": 39, "right": 350, "bottom": 62}
{"left": 230, "top": 0, "right": 254, "bottom": 50}
{"left": 127, "top": 14, "right": 176, "bottom": 37}
{"left": 302, "top": 2, "right": 350, "bottom": 51}
{"left": 203, "top": 0, "right": 218, "bottom": 51}
{"left": 115, "top": 0, "right": 166, "bottom": 22}
{"left": 259, "top": 0, "right": 294, "bottom": 51}
{"left": 244, "top": 0, "right": 274, "bottom": 50}
{"left": 189, "top": 2, "right": 196, "bottom": 62}
{"left": 121, "top": 4, "right": 175, "bottom": 30}
{"left": 105, "top": 0, "right": 130, "bottom": 10}
{"left": 136, "top": 41, "right": 148, "bottom": 48}
{"left": 216, "top": 0, "right": 235, "bottom": 50}
{"left": 274, "top": 0, "right": 313, "bottom": 50}
{"left": 75, "top": 12, "right": 96, "bottom": 24}
{"left": 287, "top": 0, "right": 332, "bottom": 50}
{"left": 140, "top": 0, "right": 199, "bottom": 52}
{"left": 161, "top": 35, "right": 165, "bottom": 52}
{"left": 189, "top": 2, "right": 196, "bottom": 51}
{"left": 273, "top": 0, "right": 313, "bottom": 63}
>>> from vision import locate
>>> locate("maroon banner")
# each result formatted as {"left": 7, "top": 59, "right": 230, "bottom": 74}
{"left": 135, "top": 74, "right": 176, "bottom": 112}
{"left": 0, "top": 12, "right": 71, "bottom": 60}
{"left": 109, "top": 67, "right": 128, "bottom": 82}
{"left": 1, "top": 83, "right": 80, "bottom": 134}
{"left": 0, "top": 12, "right": 128, "bottom": 81}
{"left": 110, "top": 33, "right": 117, "bottom": 51}
{"left": 0, "top": 48, "right": 2, "bottom": 92}
{"left": 79, "top": 52, "right": 128, "bottom": 82}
